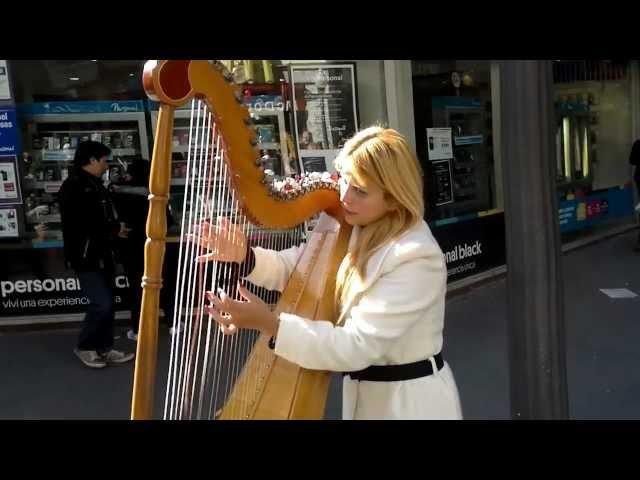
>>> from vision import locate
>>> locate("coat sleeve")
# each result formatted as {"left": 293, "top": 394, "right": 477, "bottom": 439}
{"left": 243, "top": 243, "right": 306, "bottom": 292}
{"left": 273, "top": 247, "right": 447, "bottom": 372}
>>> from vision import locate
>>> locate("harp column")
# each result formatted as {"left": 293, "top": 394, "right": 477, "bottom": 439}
{"left": 131, "top": 103, "right": 176, "bottom": 420}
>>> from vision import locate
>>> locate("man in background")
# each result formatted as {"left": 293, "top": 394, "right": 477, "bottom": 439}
{"left": 58, "top": 141, "right": 135, "bottom": 368}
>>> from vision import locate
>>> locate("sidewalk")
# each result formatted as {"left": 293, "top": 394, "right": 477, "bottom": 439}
{"left": 444, "top": 228, "right": 640, "bottom": 419}
{"left": 1, "top": 229, "right": 638, "bottom": 419}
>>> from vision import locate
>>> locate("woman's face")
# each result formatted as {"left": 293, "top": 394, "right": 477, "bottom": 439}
{"left": 339, "top": 163, "right": 394, "bottom": 226}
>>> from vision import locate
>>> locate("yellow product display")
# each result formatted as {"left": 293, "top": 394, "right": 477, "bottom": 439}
{"left": 243, "top": 60, "right": 256, "bottom": 83}
{"left": 223, "top": 60, "right": 276, "bottom": 84}
{"left": 262, "top": 60, "right": 274, "bottom": 83}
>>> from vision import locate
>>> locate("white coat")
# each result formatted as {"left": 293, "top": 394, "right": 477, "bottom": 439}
{"left": 245, "top": 214, "right": 463, "bottom": 420}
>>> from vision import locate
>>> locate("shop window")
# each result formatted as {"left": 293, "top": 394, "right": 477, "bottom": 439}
{"left": 411, "top": 61, "right": 498, "bottom": 223}
{"left": 552, "top": 60, "right": 636, "bottom": 236}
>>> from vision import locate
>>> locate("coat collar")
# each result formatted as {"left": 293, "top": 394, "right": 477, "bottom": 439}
{"left": 336, "top": 221, "right": 424, "bottom": 325}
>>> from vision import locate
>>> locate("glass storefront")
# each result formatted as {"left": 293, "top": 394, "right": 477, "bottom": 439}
{"left": 410, "top": 59, "right": 639, "bottom": 284}
{"left": 411, "top": 60, "right": 505, "bottom": 283}
{"left": 552, "top": 60, "right": 637, "bottom": 240}
{"left": 0, "top": 59, "right": 369, "bottom": 323}
{"left": 2, "top": 58, "right": 638, "bottom": 323}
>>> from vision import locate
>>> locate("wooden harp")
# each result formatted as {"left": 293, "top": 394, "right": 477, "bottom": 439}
{"left": 131, "top": 60, "right": 351, "bottom": 419}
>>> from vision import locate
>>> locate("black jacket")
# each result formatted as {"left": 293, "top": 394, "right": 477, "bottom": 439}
{"left": 59, "top": 168, "right": 121, "bottom": 272}
{"left": 110, "top": 185, "right": 149, "bottom": 245}
{"left": 109, "top": 184, "right": 176, "bottom": 246}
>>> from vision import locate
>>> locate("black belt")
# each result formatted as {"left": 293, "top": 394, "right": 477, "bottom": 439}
{"left": 343, "top": 353, "right": 444, "bottom": 382}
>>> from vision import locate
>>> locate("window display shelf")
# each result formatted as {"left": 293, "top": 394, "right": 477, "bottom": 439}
{"left": 39, "top": 128, "right": 139, "bottom": 134}
{"left": 40, "top": 148, "right": 139, "bottom": 162}
{"left": 259, "top": 142, "right": 280, "bottom": 150}
{"left": 26, "top": 214, "right": 61, "bottom": 224}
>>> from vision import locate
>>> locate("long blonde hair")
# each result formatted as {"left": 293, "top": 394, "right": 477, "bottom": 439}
{"left": 334, "top": 126, "right": 425, "bottom": 311}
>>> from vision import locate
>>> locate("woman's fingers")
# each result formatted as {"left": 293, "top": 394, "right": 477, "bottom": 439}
{"left": 206, "top": 305, "right": 237, "bottom": 335}
{"left": 196, "top": 252, "right": 218, "bottom": 263}
{"left": 187, "top": 218, "right": 245, "bottom": 264}
{"left": 237, "top": 282, "right": 258, "bottom": 303}
{"left": 218, "top": 323, "right": 237, "bottom": 335}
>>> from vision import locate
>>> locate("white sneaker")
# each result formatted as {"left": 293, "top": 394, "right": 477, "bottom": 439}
{"left": 100, "top": 349, "right": 135, "bottom": 364}
{"left": 74, "top": 349, "right": 107, "bottom": 369}
{"left": 126, "top": 329, "right": 138, "bottom": 341}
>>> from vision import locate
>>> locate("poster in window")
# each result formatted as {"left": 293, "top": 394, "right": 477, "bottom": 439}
{"left": 0, "top": 60, "right": 10, "bottom": 100}
{"left": 0, "top": 207, "right": 18, "bottom": 238}
{"left": 426, "top": 128, "right": 453, "bottom": 161}
{"left": 0, "top": 156, "right": 22, "bottom": 204}
{"left": 291, "top": 63, "right": 358, "bottom": 173}
{"left": 432, "top": 159, "right": 454, "bottom": 206}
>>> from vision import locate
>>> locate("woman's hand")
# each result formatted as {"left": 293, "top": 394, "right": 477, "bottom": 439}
{"left": 187, "top": 217, "right": 247, "bottom": 263}
{"left": 205, "top": 283, "right": 279, "bottom": 337}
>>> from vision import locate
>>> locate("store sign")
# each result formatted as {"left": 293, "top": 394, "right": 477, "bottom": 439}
{"left": 243, "top": 95, "right": 284, "bottom": 111}
{"left": 0, "top": 273, "right": 131, "bottom": 317}
{"left": 0, "top": 248, "right": 132, "bottom": 318}
{"left": 431, "top": 212, "right": 506, "bottom": 283}
{"left": 558, "top": 185, "right": 634, "bottom": 233}
{"left": 0, "top": 243, "right": 181, "bottom": 322}
{"left": 17, "top": 100, "right": 145, "bottom": 115}
{"left": 0, "top": 107, "right": 18, "bottom": 155}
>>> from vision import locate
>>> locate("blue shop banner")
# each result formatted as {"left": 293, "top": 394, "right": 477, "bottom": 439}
{"left": 17, "top": 101, "right": 145, "bottom": 115}
{"left": 432, "top": 96, "right": 482, "bottom": 109}
{"left": 0, "top": 107, "right": 18, "bottom": 156}
{"left": 558, "top": 185, "right": 635, "bottom": 233}
{"left": 454, "top": 135, "right": 483, "bottom": 146}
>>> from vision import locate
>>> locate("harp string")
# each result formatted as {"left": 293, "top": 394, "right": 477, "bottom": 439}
{"left": 229, "top": 191, "right": 244, "bottom": 419}
{"left": 209, "top": 131, "right": 227, "bottom": 419}
{"left": 180, "top": 101, "right": 205, "bottom": 418}
{"left": 186, "top": 108, "right": 215, "bottom": 419}
{"left": 182, "top": 99, "right": 212, "bottom": 418}
{"left": 164, "top": 98, "right": 197, "bottom": 420}
{"left": 196, "top": 124, "right": 219, "bottom": 419}
{"left": 163, "top": 97, "right": 310, "bottom": 419}
{"left": 211, "top": 131, "right": 232, "bottom": 417}
{"left": 177, "top": 99, "right": 206, "bottom": 418}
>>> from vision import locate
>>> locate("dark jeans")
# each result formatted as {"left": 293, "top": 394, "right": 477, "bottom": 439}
{"left": 76, "top": 270, "right": 115, "bottom": 352}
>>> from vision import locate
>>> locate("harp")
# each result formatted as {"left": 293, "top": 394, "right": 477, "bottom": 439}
{"left": 131, "top": 60, "right": 352, "bottom": 420}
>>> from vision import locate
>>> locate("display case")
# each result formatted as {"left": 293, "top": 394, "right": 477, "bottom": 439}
{"left": 554, "top": 100, "right": 594, "bottom": 196}
{"left": 428, "top": 96, "right": 493, "bottom": 219}
{"left": 16, "top": 101, "right": 150, "bottom": 244}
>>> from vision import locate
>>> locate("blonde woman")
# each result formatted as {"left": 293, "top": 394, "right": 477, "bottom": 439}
{"left": 194, "top": 126, "right": 463, "bottom": 420}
